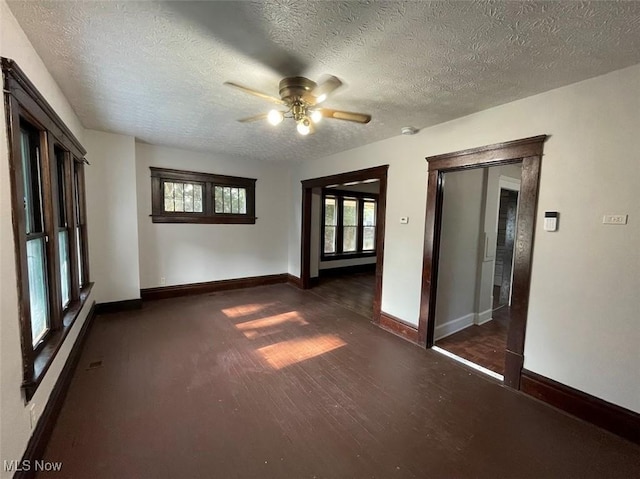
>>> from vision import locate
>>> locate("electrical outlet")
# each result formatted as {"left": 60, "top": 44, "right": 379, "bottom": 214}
{"left": 29, "top": 403, "right": 37, "bottom": 430}
{"left": 602, "top": 214, "right": 628, "bottom": 225}
{"left": 160, "top": 277, "right": 166, "bottom": 285}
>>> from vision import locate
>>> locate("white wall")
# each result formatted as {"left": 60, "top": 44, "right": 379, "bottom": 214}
{"left": 434, "top": 168, "right": 484, "bottom": 339}
{"left": 135, "top": 143, "right": 290, "bottom": 288}
{"left": 84, "top": 130, "right": 140, "bottom": 303}
{"left": 289, "top": 64, "right": 640, "bottom": 412}
{"left": 0, "top": 1, "right": 94, "bottom": 471}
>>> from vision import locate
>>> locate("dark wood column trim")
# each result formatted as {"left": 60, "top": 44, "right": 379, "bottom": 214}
{"left": 418, "top": 170, "right": 443, "bottom": 347}
{"left": 419, "top": 136, "right": 547, "bottom": 388}
{"left": 300, "top": 187, "right": 313, "bottom": 289}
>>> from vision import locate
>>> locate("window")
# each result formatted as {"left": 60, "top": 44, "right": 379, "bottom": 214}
{"left": 150, "top": 167, "right": 256, "bottom": 224}
{"left": 214, "top": 186, "right": 247, "bottom": 214}
{"left": 21, "top": 123, "right": 49, "bottom": 346}
{"left": 362, "top": 199, "right": 376, "bottom": 251}
{"left": 55, "top": 147, "right": 71, "bottom": 310}
{"left": 164, "top": 181, "right": 203, "bottom": 213}
{"left": 3, "top": 57, "right": 91, "bottom": 400}
{"left": 73, "top": 158, "right": 89, "bottom": 288}
{"left": 322, "top": 189, "right": 378, "bottom": 260}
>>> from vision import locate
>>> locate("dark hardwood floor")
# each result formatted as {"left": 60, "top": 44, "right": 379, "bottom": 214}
{"left": 39, "top": 284, "right": 639, "bottom": 478}
{"left": 436, "top": 287, "right": 510, "bottom": 375}
{"left": 309, "top": 271, "right": 375, "bottom": 319}
{"left": 436, "top": 306, "right": 510, "bottom": 376}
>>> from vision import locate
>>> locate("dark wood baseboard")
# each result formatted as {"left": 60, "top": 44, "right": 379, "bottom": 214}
{"left": 318, "top": 262, "right": 376, "bottom": 277}
{"left": 521, "top": 369, "right": 640, "bottom": 444}
{"left": 141, "top": 274, "right": 288, "bottom": 301}
{"left": 15, "top": 301, "right": 97, "bottom": 479}
{"left": 379, "top": 311, "right": 419, "bottom": 344}
{"left": 287, "top": 274, "right": 303, "bottom": 289}
{"left": 95, "top": 298, "right": 142, "bottom": 315}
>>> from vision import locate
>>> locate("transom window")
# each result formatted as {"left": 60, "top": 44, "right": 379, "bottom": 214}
{"left": 322, "top": 189, "right": 378, "bottom": 260}
{"left": 214, "top": 185, "right": 247, "bottom": 214}
{"left": 163, "top": 181, "right": 203, "bottom": 213}
{"left": 150, "top": 167, "right": 255, "bottom": 224}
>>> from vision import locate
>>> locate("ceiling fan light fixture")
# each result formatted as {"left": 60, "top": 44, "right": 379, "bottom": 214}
{"left": 225, "top": 76, "right": 371, "bottom": 131}
{"left": 267, "top": 109, "right": 284, "bottom": 125}
{"left": 310, "top": 110, "right": 323, "bottom": 123}
{"left": 297, "top": 118, "right": 311, "bottom": 136}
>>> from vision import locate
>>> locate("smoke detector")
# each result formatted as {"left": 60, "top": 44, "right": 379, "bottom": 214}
{"left": 401, "top": 126, "right": 419, "bottom": 135}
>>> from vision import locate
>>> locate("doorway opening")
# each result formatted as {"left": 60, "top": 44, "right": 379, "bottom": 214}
{"left": 419, "top": 136, "right": 547, "bottom": 389}
{"left": 433, "top": 164, "right": 522, "bottom": 379}
{"left": 312, "top": 182, "right": 379, "bottom": 319}
{"left": 301, "top": 166, "right": 388, "bottom": 324}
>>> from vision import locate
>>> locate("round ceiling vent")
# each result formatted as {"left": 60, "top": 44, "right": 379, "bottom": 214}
{"left": 401, "top": 126, "right": 419, "bottom": 135}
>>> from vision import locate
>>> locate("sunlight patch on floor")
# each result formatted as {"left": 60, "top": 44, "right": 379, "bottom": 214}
{"left": 235, "top": 311, "right": 308, "bottom": 339}
{"left": 257, "top": 335, "right": 346, "bottom": 370}
{"left": 221, "top": 302, "right": 277, "bottom": 319}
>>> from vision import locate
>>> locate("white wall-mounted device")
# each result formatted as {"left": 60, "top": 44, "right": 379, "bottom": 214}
{"left": 544, "top": 212, "right": 558, "bottom": 232}
{"left": 602, "top": 214, "right": 628, "bottom": 225}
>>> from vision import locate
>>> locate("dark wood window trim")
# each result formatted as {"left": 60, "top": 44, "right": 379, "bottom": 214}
{"left": 321, "top": 189, "right": 378, "bottom": 261}
{"left": 2, "top": 57, "right": 92, "bottom": 402}
{"left": 150, "top": 167, "right": 256, "bottom": 224}
{"left": 419, "top": 135, "right": 547, "bottom": 390}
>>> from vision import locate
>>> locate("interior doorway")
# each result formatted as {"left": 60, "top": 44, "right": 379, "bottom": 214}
{"left": 432, "top": 164, "right": 522, "bottom": 379}
{"left": 310, "top": 181, "right": 380, "bottom": 319}
{"left": 301, "top": 166, "right": 388, "bottom": 324}
{"left": 419, "top": 136, "right": 547, "bottom": 389}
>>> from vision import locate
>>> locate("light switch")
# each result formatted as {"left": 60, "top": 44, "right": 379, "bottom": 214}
{"left": 400, "top": 217, "right": 409, "bottom": 224}
{"left": 602, "top": 214, "right": 628, "bottom": 225}
{"left": 544, "top": 212, "right": 558, "bottom": 232}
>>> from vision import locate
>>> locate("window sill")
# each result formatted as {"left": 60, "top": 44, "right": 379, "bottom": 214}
{"left": 22, "top": 283, "right": 94, "bottom": 402}
{"left": 321, "top": 252, "right": 376, "bottom": 261}
{"left": 150, "top": 214, "right": 256, "bottom": 224}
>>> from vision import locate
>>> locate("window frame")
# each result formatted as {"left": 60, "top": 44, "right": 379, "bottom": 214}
{"left": 150, "top": 167, "right": 256, "bottom": 224}
{"left": 321, "top": 189, "right": 378, "bottom": 261}
{"left": 3, "top": 57, "right": 92, "bottom": 401}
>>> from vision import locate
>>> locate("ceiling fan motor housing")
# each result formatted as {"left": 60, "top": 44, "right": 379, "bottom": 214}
{"left": 279, "top": 76, "right": 317, "bottom": 105}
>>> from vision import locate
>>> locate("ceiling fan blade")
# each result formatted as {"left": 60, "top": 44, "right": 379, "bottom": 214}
{"left": 320, "top": 108, "right": 371, "bottom": 124}
{"left": 237, "top": 112, "right": 269, "bottom": 123}
{"left": 224, "top": 81, "right": 286, "bottom": 105}
{"left": 312, "top": 75, "right": 343, "bottom": 103}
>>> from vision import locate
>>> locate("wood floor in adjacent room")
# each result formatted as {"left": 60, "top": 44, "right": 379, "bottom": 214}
{"left": 436, "top": 306, "right": 510, "bottom": 376}
{"left": 40, "top": 284, "right": 639, "bottom": 478}
{"left": 310, "top": 271, "right": 375, "bottom": 319}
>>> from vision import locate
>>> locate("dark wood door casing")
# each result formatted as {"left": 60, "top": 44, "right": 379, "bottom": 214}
{"left": 419, "top": 136, "right": 547, "bottom": 389}
{"left": 301, "top": 166, "right": 388, "bottom": 324}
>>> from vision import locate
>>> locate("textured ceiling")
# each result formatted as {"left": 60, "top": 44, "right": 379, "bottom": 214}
{"left": 7, "top": 1, "right": 640, "bottom": 162}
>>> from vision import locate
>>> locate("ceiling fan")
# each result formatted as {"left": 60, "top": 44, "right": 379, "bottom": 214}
{"left": 223, "top": 75, "right": 371, "bottom": 135}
